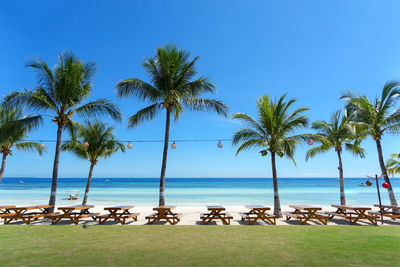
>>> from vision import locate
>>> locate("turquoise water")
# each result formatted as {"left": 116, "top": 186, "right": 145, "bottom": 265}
{"left": 0, "top": 178, "right": 399, "bottom": 206}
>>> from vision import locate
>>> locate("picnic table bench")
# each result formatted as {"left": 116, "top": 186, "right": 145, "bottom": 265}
{"left": 369, "top": 204, "right": 400, "bottom": 220}
{"left": 145, "top": 206, "right": 181, "bottom": 225}
{"left": 326, "top": 205, "right": 378, "bottom": 225}
{"left": 97, "top": 206, "right": 140, "bottom": 224}
{"left": 51, "top": 205, "right": 99, "bottom": 225}
{"left": 284, "top": 205, "right": 329, "bottom": 225}
{"left": 3, "top": 205, "right": 57, "bottom": 225}
{"left": 201, "top": 206, "right": 233, "bottom": 225}
{"left": 0, "top": 205, "right": 16, "bottom": 219}
{"left": 239, "top": 205, "right": 277, "bottom": 225}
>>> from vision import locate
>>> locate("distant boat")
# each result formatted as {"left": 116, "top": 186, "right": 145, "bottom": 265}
{"left": 18, "top": 180, "right": 24, "bottom": 184}
{"left": 358, "top": 183, "right": 367, "bottom": 187}
{"left": 67, "top": 190, "right": 80, "bottom": 200}
{"left": 104, "top": 179, "right": 110, "bottom": 183}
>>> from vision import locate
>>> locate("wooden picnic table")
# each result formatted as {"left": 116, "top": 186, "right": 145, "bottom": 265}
{"left": 51, "top": 205, "right": 99, "bottom": 225}
{"left": 3, "top": 205, "right": 56, "bottom": 225}
{"left": 97, "top": 206, "right": 140, "bottom": 224}
{"left": 284, "top": 205, "right": 328, "bottom": 225}
{"left": 369, "top": 204, "right": 400, "bottom": 221}
{"left": 0, "top": 205, "right": 16, "bottom": 219}
{"left": 145, "top": 206, "right": 181, "bottom": 225}
{"left": 200, "top": 206, "right": 233, "bottom": 225}
{"left": 240, "top": 205, "right": 277, "bottom": 225}
{"left": 327, "top": 205, "right": 378, "bottom": 225}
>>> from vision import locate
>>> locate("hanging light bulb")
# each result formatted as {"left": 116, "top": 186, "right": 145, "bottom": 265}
{"left": 127, "top": 142, "right": 133, "bottom": 149}
{"left": 217, "top": 140, "right": 223, "bottom": 148}
{"left": 307, "top": 138, "right": 314, "bottom": 146}
{"left": 39, "top": 141, "right": 46, "bottom": 149}
{"left": 82, "top": 142, "right": 89, "bottom": 148}
{"left": 171, "top": 141, "right": 177, "bottom": 149}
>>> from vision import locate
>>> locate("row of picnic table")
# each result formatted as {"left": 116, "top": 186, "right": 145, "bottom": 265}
{"left": 0, "top": 205, "right": 139, "bottom": 225}
{"left": 1, "top": 204, "right": 399, "bottom": 225}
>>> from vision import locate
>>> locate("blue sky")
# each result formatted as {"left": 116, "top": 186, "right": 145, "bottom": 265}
{"left": 1, "top": 0, "right": 400, "bottom": 178}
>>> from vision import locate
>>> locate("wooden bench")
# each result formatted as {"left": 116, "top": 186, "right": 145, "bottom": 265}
{"left": 144, "top": 213, "right": 181, "bottom": 224}
{"left": 326, "top": 211, "right": 378, "bottom": 225}
{"left": 200, "top": 212, "right": 233, "bottom": 225}
{"left": 50, "top": 212, "right": 99, "bottom": 224}
{"left": 369, "top": 211, "right": 400, "bottom": 220}
{"left": 284, "top": 210, "right": 329, "bottom": 225}
{"left": 283, "top": 212, "right": 306, "bottom": 221}
{"left": 4, "top": 212, "right": 58, "bottom": 224}
{"left": 98, "top": 212, "right": 140, "bottom": 224}
{"left": 239, "top": 212, "right": 277, "bottom": 225}
{"left": 0, "top": 213, "right": 15, "bottom": 218}
{"left": 52, "top": 206, "right": 99, "bottom": 225}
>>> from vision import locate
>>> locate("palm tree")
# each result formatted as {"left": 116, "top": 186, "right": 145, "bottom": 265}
{"left": 3, "top": 51, "right": 122, "bottom": 211}
{"left": 62, "top": 121, "right": 125, "bottom": 205}
{"left": 386, "top": 153, "right": 400, "bottom": 177}
{"left": 305, "top": 110, "right": 365, "bottom": 205}
{"left": 232, "top": 94, "right": 309, "bottom": 217}
{"left": 342, "top": 81, "right": 400, "bottom": 207}
{"left": 0, "top": 106, "right": 44, "bottom": 183}
{"left": 116, "top": 44, "right": 228, "bottom": 206}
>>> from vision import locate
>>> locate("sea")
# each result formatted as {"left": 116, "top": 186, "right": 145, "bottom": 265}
{"left": 0, "top": 177, "right": 399, "bottom": 207}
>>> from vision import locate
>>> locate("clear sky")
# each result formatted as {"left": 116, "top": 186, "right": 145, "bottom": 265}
{"left": 1, "top": 0, "right": 400, "bottom": 178}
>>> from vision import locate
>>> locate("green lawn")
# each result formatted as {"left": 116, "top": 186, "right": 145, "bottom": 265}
{"left": 0, "top": 226, "right": 399, "bottom": 266}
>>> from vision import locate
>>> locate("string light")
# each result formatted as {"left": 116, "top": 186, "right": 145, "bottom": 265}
{"left": 217, "top": 140, "right": 223, "bottom": 148}
{"left": 39, "top": 141, "right": 46, "bottom": 149}
{"left": 127, "top": 142, "right": 133, "bottom": 149}
{"left": 82, "top": 142, "right": 89, "bottom": 148}
{"left": 171, "top": 141, "right": 177, "bottom": 149}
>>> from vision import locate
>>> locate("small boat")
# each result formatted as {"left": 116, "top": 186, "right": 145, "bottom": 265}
{"left": 104, "top": 179, "right": 110, "bottom": 183}
{"left": 67, "top": 190, "right": 80, "bottom": 200}
{"left": 358, "top": 183, "right": 366, "bottom": 187}
{"left": 18, "top": 180, "right": 24, "bottom": 184}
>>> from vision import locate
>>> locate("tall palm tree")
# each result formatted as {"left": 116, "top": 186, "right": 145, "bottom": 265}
{"left": 62, "top": 121, "right": 125, "bottom": 205}
{"left": 386, "top": 153, "right": 400, "bottom": 177}
{"left": 116, "top": 44, "right": 228, "bottom": 206}
{"left": 342, "top": 81, "right": 400, "bottom": 207}
{"left": 306, "top": 110, "right": 365, "bottom": 205}
{"left": 3, "top": 51, "right": 122, "bottom": 211}
{"left": 233, "top": 94, "right": 309, "bottom": 217}
{"left": 0, "top": 106, "right": 44, "bottom": 183}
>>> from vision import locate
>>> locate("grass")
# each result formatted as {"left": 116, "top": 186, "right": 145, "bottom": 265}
{"left": 0, "top": 226, "right": 399, "bottom": 266}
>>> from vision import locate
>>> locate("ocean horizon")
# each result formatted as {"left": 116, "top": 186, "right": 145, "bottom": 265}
{"left": 1, "top": 177, "right": 399, "bottom": 207}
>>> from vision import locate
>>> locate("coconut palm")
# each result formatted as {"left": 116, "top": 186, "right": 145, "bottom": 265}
{"left": 0, "top": 106, "right": 44, "bottom": 183}
{"left": 386, "top": 153, "right": 400, "bottom": 176}
{"left": 342, "top": 81, "right": 400, "bottom": 207}
{"left": 116, "top": 44, "right": 228, "bottom": 206}
{"left": 62, "top": 121, "right": 125, "bottom": 205}
{"left": 305, "top": 110, "right": 365, "bottom": 205}
{"left": 233, "top": 94, "right": 309, "bottom": 217}
{"left": 3, "top": 51, "right": 122, "bottom": 211}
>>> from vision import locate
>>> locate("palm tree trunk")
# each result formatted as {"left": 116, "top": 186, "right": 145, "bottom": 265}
{"left": 48, "top": 123, "right": 63, "bottom": 212}
{"left": 0, "top": 153, "right": 8, "bottom": 184}
{"left": 375, "top": 139, "right": 398, "bottom": 206}
{"left": 337, "top": 150, "right": 346, "bottom": 205}
{"left": 271, "top": 152, "right": 282, "bottom": 217}
{"left": 82, "top": 163, "right": 95, "bottom": 206}
{"left": 159, "top": 108, "right": 171, "bottom": 206}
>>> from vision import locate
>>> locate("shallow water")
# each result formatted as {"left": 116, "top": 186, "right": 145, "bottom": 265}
{"left": 0, "top": 177, "right": 399, "bottom": 206}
